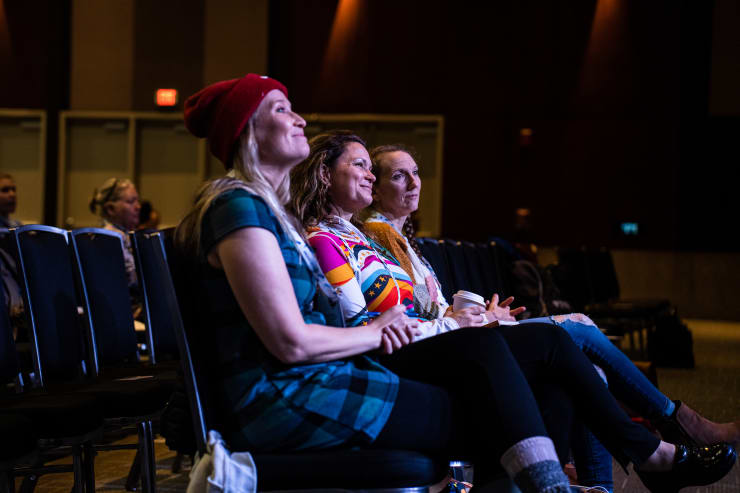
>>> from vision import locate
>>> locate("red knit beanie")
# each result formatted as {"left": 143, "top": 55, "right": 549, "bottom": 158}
{"left": 183, "top": 74, "right": 288, "bottom": 167}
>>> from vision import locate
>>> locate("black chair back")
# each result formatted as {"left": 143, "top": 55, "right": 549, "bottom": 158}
{"left": 461, "top": 241, "right": 487, "bottom": 296}
{"left": 131, "top": 230, "right": 179, "bottom": 363}
{"left": 486, "top": 241, "right": 515, "bottom": 298}
{"left": 70, "top": 228, "right": 138, "bottom": 375}
{"left": 475, "top": 242, "right": 501, "bottom": 296}
{"left": 416, "top": 238, "right": 454, "bottom": 302}
{"left": 13, "top": 226, "right": 85, "bottom": 386}
{"left": 136, "top": 230, "right": 208, "bottom": 455}
{"left": 442, "top": 239, "right": 474, "bottom": 294}
{"left": 555, "top": 247, "right": 594, "bottom": 312}
{"left": 587, "top": 248, "right": 620, "bottom": 303}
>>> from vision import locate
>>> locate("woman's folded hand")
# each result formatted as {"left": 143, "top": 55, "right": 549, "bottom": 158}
{"left": 371, "top": 307, "right": 422, "bottom": 354}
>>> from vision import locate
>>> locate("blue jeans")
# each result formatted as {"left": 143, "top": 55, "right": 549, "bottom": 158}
{"left": 523, "top": 314, "right": 675, "bottom": 493}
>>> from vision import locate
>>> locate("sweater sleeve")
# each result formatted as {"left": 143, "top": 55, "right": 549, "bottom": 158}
{"left": 413, "top": 317, "right": 460, "bottom": 342}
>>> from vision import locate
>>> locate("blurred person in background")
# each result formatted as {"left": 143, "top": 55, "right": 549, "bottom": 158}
{"left": 0, "top": 173, "right": 20, "bottom": 228}
{"left": 89, "top": 178, "right": 141, "bottom": 288}
{"left": 138, "top": 200, "right": 161, "bottom": 230}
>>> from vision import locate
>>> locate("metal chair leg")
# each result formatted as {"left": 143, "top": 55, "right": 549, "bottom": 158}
{"left": 82, "top": 442, "right": 96, "bottom": 493}
{"left": 72, "top": 446, "right": 84, "bottom": 493}
{"left": 138, "top": 420, "right": 156, "bottom": 493}
{"left": 125, "top": 450, "right": 141, "bottom": 491}
{"left": 19, "top": 474, "right": 37, "bottom": 493}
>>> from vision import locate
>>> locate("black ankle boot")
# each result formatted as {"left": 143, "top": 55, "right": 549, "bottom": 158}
{"left": 654, "top": 400, "right": 698, "bottom": 447}
{"left": 636, "top": 443, "right": 737, "bottom": 493}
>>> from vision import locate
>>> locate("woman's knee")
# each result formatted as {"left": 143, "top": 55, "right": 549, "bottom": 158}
{"left": 553, "top": 314, "right": 602, "bottom": 345}
{"left": 553, "top": 313, "right": 597, "bottom": 327}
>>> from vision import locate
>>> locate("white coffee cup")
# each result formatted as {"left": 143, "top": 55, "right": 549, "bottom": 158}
{"left": 452, "top": 290, "right": 486, "bottom": 312}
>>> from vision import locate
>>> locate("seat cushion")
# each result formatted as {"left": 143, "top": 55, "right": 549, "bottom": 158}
{"left": 75, "top": 377, "right": 170, "bottom": 418}
{"left": 0, "top": 393, "right": 103, "bottom": 440}
{"left": 0, "top": 413, "right": 37, "bottom": 461}
{"left": 98, "top": 366, "right": 179, "bottom": 392}
{"left": 254, "top": 449, "right": 448, "bottom": 490}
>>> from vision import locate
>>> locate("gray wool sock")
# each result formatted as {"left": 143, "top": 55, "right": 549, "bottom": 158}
{"left": 500, "top": 436, "right": 571, "bottom": 493}
{"left": 513, "top": 461, "right": 572, "bottom": 493}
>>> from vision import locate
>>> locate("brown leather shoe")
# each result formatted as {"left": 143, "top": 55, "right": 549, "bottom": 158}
{"left": 657, "top": 400, "right": 740, "bottom": 447}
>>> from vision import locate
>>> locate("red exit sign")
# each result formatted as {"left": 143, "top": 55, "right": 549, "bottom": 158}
{"left": 155, "top": 89, "right": 178, "bottom": 107}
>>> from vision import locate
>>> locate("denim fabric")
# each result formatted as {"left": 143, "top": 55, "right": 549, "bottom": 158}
{"left": 540, "top": 315, "right": 674, "bottom": 419}
{"left": 570, "top": 421, "right": 614, "bottom": 492}
{"left": 522, "top": 314, "right": 676, "bottom": 492}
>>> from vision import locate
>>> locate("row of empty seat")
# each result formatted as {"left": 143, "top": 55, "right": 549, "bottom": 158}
{"left": 0, "top": 226, "right": 179, "bottom": 492}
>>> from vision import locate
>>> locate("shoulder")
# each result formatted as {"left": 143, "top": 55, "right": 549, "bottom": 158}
{"left": 307, "top": 228, "right": 344, "bottom": 257}
{"left": 209, "top": 188, "right": 275, "bottom": 225}
{"left": 201, "top": 188, "right": 282, "bottom": 256}
{"left": 307, "top": 227, "right": 339, "bottom": 245}
{"left": 363, "top": 220, "right": 394, "bottom": 235}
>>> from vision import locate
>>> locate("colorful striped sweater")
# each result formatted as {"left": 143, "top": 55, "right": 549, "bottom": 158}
{"left": 307, "top": 217, "right": 454, "bottom": 340}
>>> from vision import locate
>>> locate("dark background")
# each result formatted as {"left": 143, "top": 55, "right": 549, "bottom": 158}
{"left": 2, "top": 0, "right": 738, "bottom": 251}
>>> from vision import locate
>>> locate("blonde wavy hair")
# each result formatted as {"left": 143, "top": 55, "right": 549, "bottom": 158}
{"left": 175, "top": 119, "right": 295, "bottom": 256}
{"left": 289, "top": 130, "right": 366, "bottom": 228}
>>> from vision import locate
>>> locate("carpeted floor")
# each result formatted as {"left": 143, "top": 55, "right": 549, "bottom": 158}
{"left": 14, "top": 318, "right": 740, "bottom": 492}
{"left": 610, "top": 319, "right": 740, "bottom": 493}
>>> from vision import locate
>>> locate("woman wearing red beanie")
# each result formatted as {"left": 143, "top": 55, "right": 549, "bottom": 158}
{"left": 175, "top": 76, "right": 734, "bottom": 493}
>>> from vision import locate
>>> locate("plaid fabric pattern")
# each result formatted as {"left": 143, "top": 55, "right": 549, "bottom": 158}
{"left": 200, "top": 189, "right": 398, "bottom": 451}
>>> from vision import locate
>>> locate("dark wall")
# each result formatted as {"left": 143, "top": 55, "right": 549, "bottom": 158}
{"left": 0, "top": 0, "right": 70, "bottom": 224}
{"left": 270, "top": 0, "right": 732, "bottom": 251}
{"left": 132, "top": 0, "right": 205, "bottom": 111}
{"left": 0, "top": 1, "right": 69, "bottom": 110}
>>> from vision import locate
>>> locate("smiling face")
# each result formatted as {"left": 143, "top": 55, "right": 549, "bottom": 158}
{"left": 0, "top": 177, "right": 17, "bottom": 217}
{"left": 372, "top": 151, "right": 421, "bottom": 219}
{"left": 253, "top": 89, "right": 309, "bottom": 167}
{"left": 328, "top": 142, "right": 376, "bottom": 216}
{"left": 104, "top": 184, "right": 141, "bottom": 231}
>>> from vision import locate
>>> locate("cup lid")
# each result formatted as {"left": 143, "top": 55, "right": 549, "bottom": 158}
{"left": 452, "top": 290, "right": 485, "bottom": 306}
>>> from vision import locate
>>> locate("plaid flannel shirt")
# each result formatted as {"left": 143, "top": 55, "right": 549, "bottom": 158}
{"left": 199, "top": 189, "right": 398, "bottom": 451}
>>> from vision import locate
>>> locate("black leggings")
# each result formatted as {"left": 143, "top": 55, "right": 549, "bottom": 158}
{"left": 371, "top": 323, "right": 660, "bottom": 482}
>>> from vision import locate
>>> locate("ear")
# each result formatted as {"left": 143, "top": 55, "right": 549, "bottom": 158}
{"left": 103, "top": 202, "right": 115, "bottom": 217}
{"left": 319, "top": 163, "right": 331, "bottom": 185}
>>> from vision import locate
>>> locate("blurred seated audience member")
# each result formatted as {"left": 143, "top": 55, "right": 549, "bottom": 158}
{"left": 138, "top": 200, "right": 161, "bottom": 230}
{"left": 0, "top": 238, "right": 24, "bottom": 339}
{"left": 0, "top": 173, "right": 24, "bottom": 337}
{"left": 0, "top": 173, "right": 20, "bottom": 228}
{"left": 89, "top": 178, "right": 141, "bottom": 288}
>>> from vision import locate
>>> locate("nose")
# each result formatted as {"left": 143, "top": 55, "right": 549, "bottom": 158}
{"left": 366, "top": 170, "right": 376, "bottom": 183}
{"left": 294, "top": 112, "right": 306, "bottom": 128}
